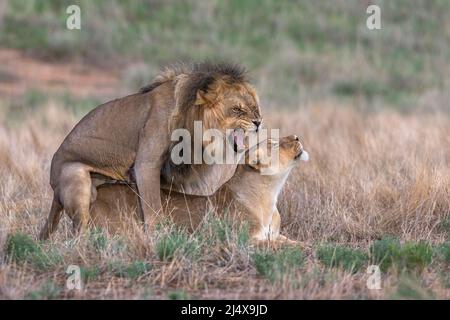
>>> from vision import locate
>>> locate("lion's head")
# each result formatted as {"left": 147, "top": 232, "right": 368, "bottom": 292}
{"left": 141, "top": 62, "right": 264, "bottom": 195}
{"left": 142, "top": 62, "right": 262, "bottom": 152}
{"left": 194, "top": 77, "right": 262, "bottom": 152}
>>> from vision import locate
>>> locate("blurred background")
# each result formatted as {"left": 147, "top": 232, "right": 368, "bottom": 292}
{"left": 1, "top": 0, "right": 450, "bottom": 118}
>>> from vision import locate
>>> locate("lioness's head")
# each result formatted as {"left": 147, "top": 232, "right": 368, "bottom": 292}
{"left": 244, "top": 135, "right": 309, "bottom": 176}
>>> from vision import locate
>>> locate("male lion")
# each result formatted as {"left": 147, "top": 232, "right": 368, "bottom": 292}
{"left": 86, "top": 135, "right": 309, "bottom": 244}
{"left": 39, "top": 62, "right": 262, "bottom": 240}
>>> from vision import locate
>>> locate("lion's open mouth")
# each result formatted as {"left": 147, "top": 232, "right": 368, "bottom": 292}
{"left": 232, "top": 129, "right": 245, "bottom": 153}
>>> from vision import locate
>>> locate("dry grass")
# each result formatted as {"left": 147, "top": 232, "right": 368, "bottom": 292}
{"left": 274, "top": 105, "right": 450, "bottom": 244}
{"left": 0, "top": 102, "right": 449, "bottom": 299}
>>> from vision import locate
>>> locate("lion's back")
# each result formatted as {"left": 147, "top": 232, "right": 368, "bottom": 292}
{"left": 50, "top": 91, "right": 160, "bottom": 185}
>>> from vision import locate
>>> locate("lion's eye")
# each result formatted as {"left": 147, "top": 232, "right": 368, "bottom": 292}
{"left": 232, "top": 106, "right": 245, "bottom": 116}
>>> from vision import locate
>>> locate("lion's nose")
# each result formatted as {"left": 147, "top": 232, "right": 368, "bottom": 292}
{"left": 289, "top": 135, "right": 299, "bottom": 141}
{"left": 252, "top": 120, "right": 261, "bottom": 128}
{"left": 252, "top": 120, "right": 262, "bottom": 132}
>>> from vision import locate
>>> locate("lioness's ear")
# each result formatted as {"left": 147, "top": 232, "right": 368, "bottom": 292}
{"left": 245, "top": 147, "right": 260, "bottom": 170}
{"left": 246, "top": 156, "right": 261, "bottom": 171}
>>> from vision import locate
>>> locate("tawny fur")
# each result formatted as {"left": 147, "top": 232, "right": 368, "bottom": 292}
{"left": 39, "top": 62, "right": 262, "bottom": 240}
{"left": 89, "top": 136, "right": 307, "bottom": 244}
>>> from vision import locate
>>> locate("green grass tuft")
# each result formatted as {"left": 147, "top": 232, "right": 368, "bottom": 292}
{"left": 370, "top": 237, "right": 433, "bottom": 272}
{"left": 316, "top": 245, "right": 368, "bottom": 273}
{"left": 400, "top": 242, "right": 433, "bottom": 271}
{"left": 6, "top": 232, "right": 62, "bottom": 271}
{"left": 80, "top": 266, "right": 102, "bottom": 282}
{"left": 167, "top": 290, "right": 190, "bottom": 300}
{"left": 236, "top": 222, "right": 250, "bottom": 247}
{"left": 392, "top": 276, "right": 435, "bottom": 300}
{"left": 253, "top": 246, "right": 303, "bottom": 282}
{"left": 370, "top": 236, "right": 402, "bottom": 271}
{"left": 26, "top": 281, "right": 60, "bottom": 300}
{"left": 89, "top": 228, "right": 107, "bottom": 251}
{"left": 212, "top": 218, "right": 233, "bottom": 243}
{"left": 434, "top": 242, "right": 450, "bottom": 264}
{"left": 6, "top": 232, "right": 40, "bottom": 262}
{"left": 156, "top": 229, "right": 199, "bottom": 261}
{"left": 199, "top": 215, "right": 250, "bottom": 248}
{"left": 109, "top": 261, "right": 151, "bottom": 279}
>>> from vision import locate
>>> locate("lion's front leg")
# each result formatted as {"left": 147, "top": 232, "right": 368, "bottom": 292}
{"left": 134, "top": 111, "right": 170, "bottom": 230}
{"left": 134, "top": 163, "right": 163, "bottom": 227}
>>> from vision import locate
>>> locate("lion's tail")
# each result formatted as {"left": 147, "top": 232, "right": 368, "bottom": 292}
{"left": 39, "top": 195, "right": 63, "bottom": 240}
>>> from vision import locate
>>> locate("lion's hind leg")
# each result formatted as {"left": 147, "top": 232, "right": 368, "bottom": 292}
{"left": 58, "top": 163, "right": 93, "bottom": 235}
{"left": 39, "top": 194, "right": 63, "bottom": 240}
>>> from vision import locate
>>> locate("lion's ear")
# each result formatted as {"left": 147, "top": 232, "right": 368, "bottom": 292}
{"left": 195, "top": 90, "right": 210, "bottom": 106}
{"left": 195, "top": 80, "right": 226, "bottom": 106}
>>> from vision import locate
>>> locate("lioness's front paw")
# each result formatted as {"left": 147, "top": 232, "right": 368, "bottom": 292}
{"left": 252, "top": 235, "right": 299, "bottom": 249}
{"left": 276, "top": 234, "right": 297, "bottom": 245}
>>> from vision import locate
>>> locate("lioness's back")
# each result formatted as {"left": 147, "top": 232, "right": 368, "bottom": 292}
{"left": 91, "top": 184, "right": 210, "bottom": 231}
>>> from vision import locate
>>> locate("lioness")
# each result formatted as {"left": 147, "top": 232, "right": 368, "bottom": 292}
{"left": 88, "top": 135, "right": 309, "bottom": 243}
{"left": 40, "top": 62, "right": 262, "bottom": 239}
